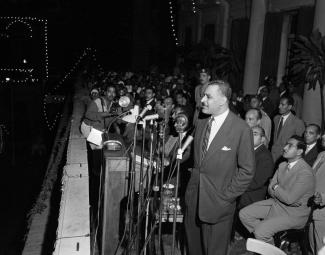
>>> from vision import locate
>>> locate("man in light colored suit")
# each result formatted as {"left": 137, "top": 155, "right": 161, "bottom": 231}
{"left": 271, "top": 95, "right": 305, "bottom": 163}
{"left": 240, "top": 135, "right": 315, "bottom": 244}
{"left": 184, "top": 80, "right": 255, "bottom": 255}
{"left": 309, "top": 133, "right": 325, "bottom": 254}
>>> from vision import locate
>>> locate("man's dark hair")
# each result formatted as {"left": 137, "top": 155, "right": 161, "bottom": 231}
{"left": 145, "top": 86, "right": 155, "bottom": 93}
{"left": 307, "top": 123, "right": 321, "bottom": 135}
{"left": 291, "top": 135, "right": 307, "bottom": 155}
{"left": 208, "top": 79, "right": 232, "bottom": 101}
{"left": 253, "top": 125, "right": 265, "bottom": 137}
{"left": 103, "top": 83, "right": 116, "bottom": 91}
{"left": 250, "top": 95, "right": 262, "bottom": 103}
{"left": 280, "top": 95, "right": 294, "bottom": 106}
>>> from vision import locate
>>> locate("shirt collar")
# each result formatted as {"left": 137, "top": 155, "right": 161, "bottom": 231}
{"left": 146, "top": 98, "right": 154, "bottom": 104}
{"left": 212, "top": 109, "right": 229, "bottom": 123}
{"left": 288, "top": 159, "right": 300, "bottom": 170}
{"left": 254, "top": 143, "right": 263, "bottom": 151}
{"left": 281, "top": 112, "right": 291, "bottom": 122}
{"left": 307, "top": 142, "right": 317, "bottom": 150}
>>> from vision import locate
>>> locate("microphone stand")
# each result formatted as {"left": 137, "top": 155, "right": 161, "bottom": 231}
{"left": 171, "top": 132, "right": 183, "bottom": 255}
{"left": 144, "top": 120, "right": 156, "bottom": 255}
{"left": 127, "top": 117, "right": 139, "bottom": 254}
{"left": 136, "top": 119, "right": 147, "bottom": 255}
{"left": 157, "top": 120, "right": 166, "bottom": 255}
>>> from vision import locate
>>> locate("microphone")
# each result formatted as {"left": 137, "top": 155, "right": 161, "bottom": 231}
{"left": 137, "top": 105, "right": 153, "bottom": 120}
{"left": 143, "top": 114, "right": 159, "bottom": 121}
{"left": 180, "top": 127, "right": 195, "bottom": 153}
{"left": 180, "top": 135, "right": 194, "bottom": 153}
{"left": 174, "top": 113, "right": 189, "bottom": 133}
{"left": 118, "top": 96, "right": 130, "bottom": 108}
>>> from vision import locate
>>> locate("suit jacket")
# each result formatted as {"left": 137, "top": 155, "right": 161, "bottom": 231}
{"left": 267, "top": 159, "right": 315, "bottom": 227}
{"left": 271, "top": 113, "right": 305, "bottom": 162}
{"left": 262, "top": 97, "right": 275, "bottom": 118}
{"left": 304, "top": 144, "right": 320, "bottom": 167}
{"left": 238, "top": 144, "right": 274, "bottom": 209}
{"left": 260, "top": 110, "right": 272, "bottom": 147}
{"left": 188, "top": 111, "right": 255, "bottom": 223}
{"left": 312, "top": 152, "right": 325, "bottom": 221}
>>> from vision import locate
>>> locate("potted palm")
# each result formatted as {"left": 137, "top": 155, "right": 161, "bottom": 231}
{"left": 289, "top": 29, "right": 325, "bottom": 130}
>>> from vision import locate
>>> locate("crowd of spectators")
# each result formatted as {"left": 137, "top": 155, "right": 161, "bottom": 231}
{"left": 79, "top": 65, "right": 325, "bottom": 254}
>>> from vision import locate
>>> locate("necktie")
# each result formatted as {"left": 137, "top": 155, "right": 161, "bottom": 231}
{"left": 276, "top": 116, "right": 284, "bottom": 138}
{"left": 201, "top": 118, "right": 213, "bottom": 161}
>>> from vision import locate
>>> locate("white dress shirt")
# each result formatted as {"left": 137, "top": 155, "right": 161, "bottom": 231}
{"left": 305, "top": 142, "right": 317, "bottom": 155}
{"left": 207, "top": 109, "right": 229, "bottom": 149}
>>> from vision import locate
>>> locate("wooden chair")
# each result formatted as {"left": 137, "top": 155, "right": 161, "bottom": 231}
{"left": 246, "top": 238, "right": 287, "bottom": 255}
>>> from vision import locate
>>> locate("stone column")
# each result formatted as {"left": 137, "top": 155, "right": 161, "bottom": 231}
{"left": 242, "top": 0, "right": 267, "bottom": 95}
{"left": 302, "top": 0, "right": 325, "bottom": 126}
{"left": 276, "top": 14, "right": 291, "bottom": 87}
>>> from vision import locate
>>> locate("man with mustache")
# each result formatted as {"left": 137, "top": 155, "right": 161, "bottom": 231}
{"left": 184, "top": 80, "right": 255, "bottom": 255}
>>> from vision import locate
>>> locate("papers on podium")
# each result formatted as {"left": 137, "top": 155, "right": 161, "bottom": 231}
{"left": 86, "top": 128, "right": 103, "bottom": 146}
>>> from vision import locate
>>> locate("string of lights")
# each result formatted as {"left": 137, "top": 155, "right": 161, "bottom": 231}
{"left": 0, "top": 16, "right": 49, "bottom": 83}
{"left": 43, "top": 48, "right": 102, "bottom": 131}
{"left": 191, "top": 0, "right": 197, "bottom": 13}
{"left": 168, "top": 0, "right": 179, "bottom": 46}
{"left": 6, "top": 20, "right": 33, "bottom": 38}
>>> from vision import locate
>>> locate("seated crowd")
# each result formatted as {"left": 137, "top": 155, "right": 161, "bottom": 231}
{"left": 80, "top": 66, "right": 325, "bottom": 254}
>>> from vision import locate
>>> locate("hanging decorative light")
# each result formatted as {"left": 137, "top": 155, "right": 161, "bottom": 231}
{"left": 168, "top": 0, "right": 179, "bottom": 46}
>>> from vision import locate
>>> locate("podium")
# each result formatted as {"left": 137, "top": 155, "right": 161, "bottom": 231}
{"left": 100, "top": 143, "right": 130, "bottom": 255}
{"left": 99, "top": 133, "right": 154, "bottom": 254}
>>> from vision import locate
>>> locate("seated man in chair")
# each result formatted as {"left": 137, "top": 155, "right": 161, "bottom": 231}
{"left": 239, "top": 135, "right": 315, "bottom": 244}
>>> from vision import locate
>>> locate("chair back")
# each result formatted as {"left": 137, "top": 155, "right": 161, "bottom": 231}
{"left": 246, "top": 238, "right": 287, "bottom": 255}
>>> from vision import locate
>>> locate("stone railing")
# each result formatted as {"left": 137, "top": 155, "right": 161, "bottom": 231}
{"left": 53, "top": 79, "right": 90, "bottom": 255}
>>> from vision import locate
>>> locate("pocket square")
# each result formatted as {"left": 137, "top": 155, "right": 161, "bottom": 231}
{"left": 221, "top": 146, "right": 231, "bottom": 151}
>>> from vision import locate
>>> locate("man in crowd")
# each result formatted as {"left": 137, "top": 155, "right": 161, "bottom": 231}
{"left": 259, "top": 86, "right": 275, "bottom": 118}
{"left": 185, "top": 80, "right": 255, "bottom": 255}
{"left": 250, "top": 95, "right": 272, "bottom": 147}
{"left": 271, "top": 95, "right": 305, "bottom": 163}
{"left": 287, "top": 82, "right": 303, "bottom": 118}
{"left": 304, "top": 124, "right": 321, "bottom": 167}
{"left": 240, "top": 135, "right": 315, "bottom": 244}
{"left": 245, "top": 108, "right": 270, "bottom": 147}
{"left": 238, "top": 126, "right": 274, "bottom": 209}
{"left": 310, "top": 133, "right": 325, "bottom": 253}
{"left": 142, "top": 86, "right": 156, "bottom": 116}
{"left": 193, "top": 68, "right": 211, "bottom": 125}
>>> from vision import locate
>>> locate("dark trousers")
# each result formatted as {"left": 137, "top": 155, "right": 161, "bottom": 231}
{"left": 184, "top": 179, "right": 203, "bottom": 255}
{"left": 185, "top": 174, "right": 234, "bottom": 255}
{"left": 201, "top": 218, "right": 234, "bottom": 255}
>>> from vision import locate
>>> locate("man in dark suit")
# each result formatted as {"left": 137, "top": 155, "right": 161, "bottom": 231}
{"left": 303, "top": 123, "right": 321, "bottom": 167}
{"left": 271, "top": 95, "right": 305, "bottom": 163}
{"left": 238, "top": 126, "right": 274, "bottom": 209}
{"left": 259, "top": 86, "right": 275, "bottom": 118}
{"left": 184, "top": 80, "right": 255, "bottom": 255}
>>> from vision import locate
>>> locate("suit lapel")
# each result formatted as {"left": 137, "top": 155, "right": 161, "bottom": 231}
{"left": 280, "top": 113, "right": 294, "bottom": 136}
{"left": 203, "top": 111, "right": 235, "bottom": 163}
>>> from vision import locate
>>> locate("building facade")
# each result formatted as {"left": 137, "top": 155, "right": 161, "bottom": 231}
{"left": 178, "top": 0, "right": 325, "bottom": 126}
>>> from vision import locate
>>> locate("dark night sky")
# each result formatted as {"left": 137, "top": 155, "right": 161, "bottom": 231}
{"left": 0, "top": 0, "right": 176, "bottom": 72}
